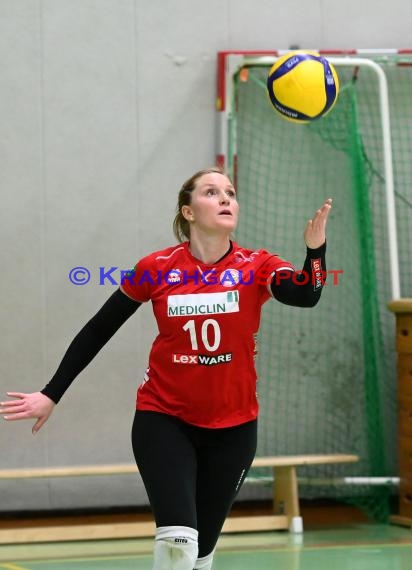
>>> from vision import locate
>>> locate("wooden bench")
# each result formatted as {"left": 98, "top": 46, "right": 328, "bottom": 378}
{"left": 0, "top": 454, "right": 358, "bottom": 544}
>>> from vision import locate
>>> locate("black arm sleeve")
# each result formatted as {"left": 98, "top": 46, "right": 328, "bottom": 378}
{"left": 270, "top": 242, "right": 327, "bottom": 308}
{"left": 41, "top": 288, "right": 142, "bottom": 404}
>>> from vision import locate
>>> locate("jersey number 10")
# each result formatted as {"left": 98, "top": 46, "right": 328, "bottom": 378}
{"left": 182, "top": 319, "right": 221, "bottom": 352}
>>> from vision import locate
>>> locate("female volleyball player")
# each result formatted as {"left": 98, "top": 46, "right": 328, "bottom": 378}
{"left": 1, "top": 167, "right": 331, "bottom": 570}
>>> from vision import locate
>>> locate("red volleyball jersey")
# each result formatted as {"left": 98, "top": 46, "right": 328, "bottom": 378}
{"left": 121, "top": 241, "right": 294, "bottom": 428}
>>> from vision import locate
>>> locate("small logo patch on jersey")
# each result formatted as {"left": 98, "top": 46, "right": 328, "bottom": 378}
{"left": 220, "top": 268, "right": 240, "bottom": 286}
{"left": 167, "top": 291, "right": 240, "bottom": 317}
{"left": 166, "top": 268, "right": 181, "bottom": 283}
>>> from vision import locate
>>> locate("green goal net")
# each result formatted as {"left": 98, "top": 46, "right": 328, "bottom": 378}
{"left": 219, "top": 52, "right": 412, "bottom": 521}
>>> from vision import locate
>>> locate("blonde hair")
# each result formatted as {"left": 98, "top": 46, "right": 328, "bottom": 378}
{"left": 173, "top": 167, "right": 231, "bottom": 242}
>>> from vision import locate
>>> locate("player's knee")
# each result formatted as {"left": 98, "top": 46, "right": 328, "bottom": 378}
{"left": 194, "top": 550, "right": 215, "bottom": 569}
{"left": 153, "top": 525, "right": 198, "bottom": 570}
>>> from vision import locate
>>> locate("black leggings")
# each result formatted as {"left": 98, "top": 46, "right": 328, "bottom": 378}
{"left": 131, "top": 411, "right": 257, "bottom": 557}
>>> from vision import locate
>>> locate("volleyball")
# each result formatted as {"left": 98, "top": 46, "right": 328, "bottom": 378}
{"left": 267, "top": 51, "right": 339, "bottom": 123}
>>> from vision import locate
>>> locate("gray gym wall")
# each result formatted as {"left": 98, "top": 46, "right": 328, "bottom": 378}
{"left": 0, "top": 0, "right": 410, "bottom": 511}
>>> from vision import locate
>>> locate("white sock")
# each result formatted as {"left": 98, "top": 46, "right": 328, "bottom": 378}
{"left": 194, "top": 550, "right": 214, "bottom": 569}
{"left": 153, "top": 525, "right": 198, "bottom": 570}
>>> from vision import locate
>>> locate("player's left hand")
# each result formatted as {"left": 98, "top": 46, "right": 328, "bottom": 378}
{"left": 304, "top": 198, "right": 332, "bottom": 249}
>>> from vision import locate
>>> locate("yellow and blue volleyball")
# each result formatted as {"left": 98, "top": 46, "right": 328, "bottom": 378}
{"left": 267, "top": 51, "right": 339, "bottom": 123}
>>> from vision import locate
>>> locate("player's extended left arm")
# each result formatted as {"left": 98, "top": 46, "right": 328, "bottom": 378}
{"left": 270, "top": 242, "right": 326, "bottom": 307}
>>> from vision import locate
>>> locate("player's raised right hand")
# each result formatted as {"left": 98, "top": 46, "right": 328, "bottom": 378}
{"left": 0, "top": 391, "right": 55, "bottom": 434}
